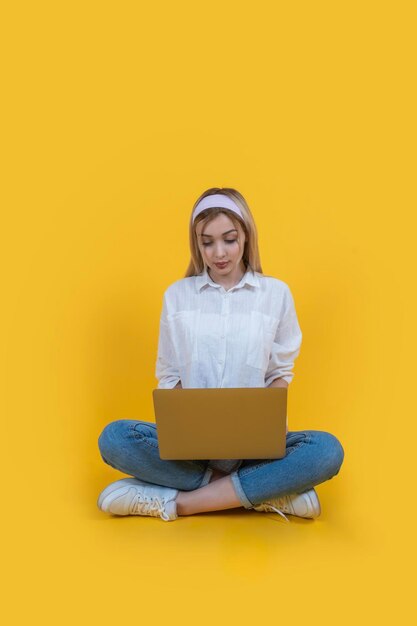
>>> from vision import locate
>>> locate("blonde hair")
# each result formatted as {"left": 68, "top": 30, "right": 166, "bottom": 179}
{"left": 184, "top": 187, "right": 263, "bottom": 277}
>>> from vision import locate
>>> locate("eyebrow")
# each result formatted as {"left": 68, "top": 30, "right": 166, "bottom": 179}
{"left": 199, "top": 229, "right": 238, "bottom": 238}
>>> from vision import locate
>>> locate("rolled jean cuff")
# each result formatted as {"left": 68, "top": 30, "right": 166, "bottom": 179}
{"left": 230, "top": 470, "right": 254, "bottom": 509}
{"left": 199, "top": 465, "right": 213, "bottom": 487}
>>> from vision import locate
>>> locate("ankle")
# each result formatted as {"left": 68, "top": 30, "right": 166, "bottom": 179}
{"left": 175, "top": 491, "right": 192, "bottom": 516}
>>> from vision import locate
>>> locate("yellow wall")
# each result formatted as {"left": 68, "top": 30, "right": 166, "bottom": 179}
{"left": 2, "top": 1, "right": 415, "bottom": 623}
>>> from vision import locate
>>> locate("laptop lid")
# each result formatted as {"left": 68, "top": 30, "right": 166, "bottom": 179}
{"left": 152, "top": 387, "right": 287, "bottom": 460}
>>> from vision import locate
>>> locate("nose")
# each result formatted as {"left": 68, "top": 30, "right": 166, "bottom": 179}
{"left": 213, "top": 242, "right": 227, "bottom": 258}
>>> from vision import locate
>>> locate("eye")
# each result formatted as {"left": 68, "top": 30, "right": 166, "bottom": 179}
{"left": 202, "top": 239, "right": 237, "bottom": 247}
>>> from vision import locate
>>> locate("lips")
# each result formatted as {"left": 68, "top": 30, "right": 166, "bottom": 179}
{"left": 215, "top": 262, "right": 229, "bottom": 268}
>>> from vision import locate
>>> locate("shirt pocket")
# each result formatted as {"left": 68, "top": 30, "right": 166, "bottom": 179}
{"left": 245, "top": 310, "right": 277, "bottom": 371}
{"left": 166, "top": 309, "right": 199, "bottom": 368}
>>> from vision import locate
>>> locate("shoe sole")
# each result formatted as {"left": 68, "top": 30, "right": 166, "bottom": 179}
{"left": 97, "top": 477, "right": 148, "bottom": 511}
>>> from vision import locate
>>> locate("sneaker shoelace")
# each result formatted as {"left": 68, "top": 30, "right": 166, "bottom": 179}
{"left": 258, "top": 497, "right": 291, "bottom": 523}
{"left": 129, "top": 494, "right": 171, "bottom": 521}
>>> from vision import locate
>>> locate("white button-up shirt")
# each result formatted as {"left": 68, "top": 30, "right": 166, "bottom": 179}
{"left": 156, "top": 266, "right": 302, "bottom": 390}
{"left": 155, "top": 266, "right": 302, "bottom": 472}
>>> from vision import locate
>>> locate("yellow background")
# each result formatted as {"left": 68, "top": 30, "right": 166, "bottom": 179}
{"left": 1, "top": 1, "right": 416, "bottom": 623}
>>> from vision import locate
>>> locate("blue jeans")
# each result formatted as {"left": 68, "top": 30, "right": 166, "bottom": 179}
{"left": 98, "top": 419, "right": 344, "bottom": 508}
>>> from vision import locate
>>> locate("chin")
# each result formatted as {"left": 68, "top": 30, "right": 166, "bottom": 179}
{"left": 212, "top": 264, "right": 233, "bottom": 271}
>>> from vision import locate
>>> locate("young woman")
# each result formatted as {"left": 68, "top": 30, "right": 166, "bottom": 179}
{"left": 97, "top": 188, "right": 344, "bottom": 522}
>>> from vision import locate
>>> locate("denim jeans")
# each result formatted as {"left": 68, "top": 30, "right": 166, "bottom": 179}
{"left": 98, "top": 419, "right": 344, "bottom": 508}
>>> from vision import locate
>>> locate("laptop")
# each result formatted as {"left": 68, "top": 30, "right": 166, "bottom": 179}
{"left": 152, "top": 387, "right": 287, "bottom": 461}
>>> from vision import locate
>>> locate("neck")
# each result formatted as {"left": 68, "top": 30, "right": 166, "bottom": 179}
{"left": 207, "top": 263, "right": 247, "bottom": 290}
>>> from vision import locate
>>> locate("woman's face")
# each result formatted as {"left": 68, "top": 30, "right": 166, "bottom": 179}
{"left": 195, "top": 212, "right": 246, "bottom": 282}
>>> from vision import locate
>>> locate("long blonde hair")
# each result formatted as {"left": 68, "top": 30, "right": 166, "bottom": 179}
{"left": 184, "top": 187, "right": 263, "bottom": 277}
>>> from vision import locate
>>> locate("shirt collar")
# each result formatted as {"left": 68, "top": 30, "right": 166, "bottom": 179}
{"left": 195, "top": 266, "right": 260, "bottom": 293}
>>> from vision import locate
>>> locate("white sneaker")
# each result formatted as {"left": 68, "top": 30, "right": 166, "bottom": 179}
{"left": 97, "top": 477, "right": 179, "bottom": 521}
{"left": 253, "top": 488, "right": 321, "bottom": 522}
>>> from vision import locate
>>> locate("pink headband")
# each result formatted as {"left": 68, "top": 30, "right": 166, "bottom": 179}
{"left": 192, "top": 194, "right": 244, "bottom": 223}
